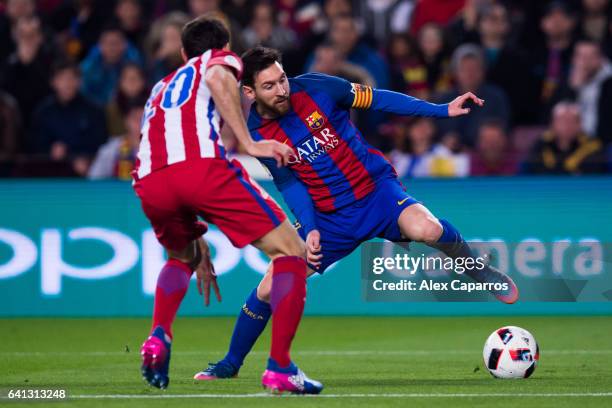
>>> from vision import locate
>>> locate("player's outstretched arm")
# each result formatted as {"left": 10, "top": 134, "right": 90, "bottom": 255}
{"left": 366, "top": 88, "right": 480, "bottom": 118}
{"left": 206, "top": 65, "right": 292, "bottom": 166}
{"left": 447, "top": 92, "right": 485, "bottom": 117}
{"left": 294, "top": 73, "right": 483, "bottom": 118}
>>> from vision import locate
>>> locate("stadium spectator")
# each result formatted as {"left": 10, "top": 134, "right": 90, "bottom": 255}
{"left": 476, "top": 3, "right": 535, "bottom": 125}
{"left": 436, "top": 44, "right": 510, "bottom": 148}
{"left": 320, "top": 14, "right": 390, "bottom": 89}
{"left": 565, "top": 40, "right": 612, "bottom": 137}
{"left": 531, "top": 1, "right": 576, "bottom": 121}
{"left": 310, "top": 42, "right": 374, "bottom": 86}
{"left": 523, "top": 101, "right": 606, "bottom": 174}
{"left": 597, "top": 71, "right": 612, "bottom": 145}
{"left": 388, "top": 117, "right": 469, "bottom": 178}
{"left": 274, "top": 0, "right": 321, "bottom": 36}
{"left": 576, "top": 0, "right": 612, "bottom": 54}
{"left": 0, "top": 0, "right": 36, "bottom": 61}
{"left": 280, "top": 0, "right": 352, "bottom": 75}
{"left": 410, "top": 0, "right": 467, "bottom": 36}
{"left": 358, "top": 0, "right": 416, "bottom": 45}
{"left": 106, "top": 63, "right": 148, "bottom": 136}
{"left": 470, "top": 119, "right": 518, "bottom": 176}
{"left": 145, "top": 11, "right": 189, "bottom": 83}
{"left": 321, "top": 0, "right": 353, "bottom": 28}
{"left": 242, "top": 1, "right": 297, "bottom": 52}
{"left": 114, "top": 0, "right": 146, "bottom": 50}
{"left": 80, "top": 24, "right": 143, "bottom": 106}
{"left": 187, "top": 0, "right": 246, "bottom": 54}
{"left": 0, "top": 91, "right": 21, "bottom": 164}
{"left": 417, "top": 23, "right": 453, "bottom": 95}
{"left": 221, "top": 0, "right": 254, "bottom": 28}
{"left": 30, "top": 61, "right": 107, "bottom": 176}
{"left": 187, "top": 0, "right": 222, "bottom": 16}
{"left": 48, "top": 0, "right": 111, "bottom": 61}
{"left": 448, "top": 0, "right": 494, "bottom": 46}
{"left": 1, "top": 16, "right": 54, "bottom": 127}
{"left": 89, "top": 104, "right": 143, "bottom": 180}
{"left": 386, "top": 33, "right": 429, "bottom": 100}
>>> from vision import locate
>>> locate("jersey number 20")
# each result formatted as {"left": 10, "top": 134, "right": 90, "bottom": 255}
{"left": 161, "top": 65, "right": 196, "bottom": 109}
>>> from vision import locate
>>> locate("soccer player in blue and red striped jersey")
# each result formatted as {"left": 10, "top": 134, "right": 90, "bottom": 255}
{"left": 194, "top": 46, "right": 519, "bottom": 381}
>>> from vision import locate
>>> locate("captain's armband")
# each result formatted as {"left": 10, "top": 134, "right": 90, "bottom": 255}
{"left": 350, "top": 83, "right": 373, "bottom": 109}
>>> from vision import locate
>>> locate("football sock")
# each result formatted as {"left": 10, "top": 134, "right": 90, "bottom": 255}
{"left": 268, "top": 256, "right": 307, "bottom": 369}
{"left": 431, "top": 219, "right": 483, "bottom": 279}
{"left": 223, "top": 287, "right": 272, "bottom": 369}
{"left": 151, "top": 259, "right": 193, "bottom": 339}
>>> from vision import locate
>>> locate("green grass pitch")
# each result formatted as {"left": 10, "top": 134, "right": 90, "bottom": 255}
{"left": 1, "top": 316, "right": 611, "bottom": 407}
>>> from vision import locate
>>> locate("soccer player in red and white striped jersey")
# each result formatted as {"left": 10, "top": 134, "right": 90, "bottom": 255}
{"left": 135, "top": 16, "right": 322, "bottom": 394}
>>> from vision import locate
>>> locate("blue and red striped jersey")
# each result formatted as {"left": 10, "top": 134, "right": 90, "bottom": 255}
{"left": 249, "top": 73, "right": 395, "bottom": 212}
{"left": 248, "top": 73, "right": 449, "bottom": 234}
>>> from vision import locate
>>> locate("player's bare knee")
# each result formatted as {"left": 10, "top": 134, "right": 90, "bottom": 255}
{"left": 257, "top": 268, "right": 273, "bottom": 303}
{"left": 256, "top": 283, "right": 271, "bottom": 303}
{"left": 410, "top": 214, "right": 442, "bottom": 244}
{"left": 271, "top": 234, "right": 306, "bottom": 259}
{"left": 166, "top": 241, "right": 199, "bottom": 268}
{"left": 283, "top": 236, "right": 307, "bottom": 258}
{"left": 421, "top": 218, "right": 443, "bottom": 244}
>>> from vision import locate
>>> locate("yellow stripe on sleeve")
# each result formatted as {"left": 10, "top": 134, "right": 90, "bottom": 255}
{"left": 351, "top": 83, "right": 373, "bottom": 109}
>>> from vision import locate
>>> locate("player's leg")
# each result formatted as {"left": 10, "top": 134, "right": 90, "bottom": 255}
{"left": 396, "top": 203, "right": 519, "bottom": 303}
{"left": 194, "top": 221, "right": 315, "bottom": 380}
{"left": 192, "top": 159, "right": 322, "bottom": 393}
{"left": 251, "top": 221, "right": 323, "bottom": 394}
{"left": 139, "top": 240, "right": 202, "bottom": 389}
{"left": 196, "top": 260, "right": 319, "bottom": 376}
{"left": 151, "top": 241, "right": 201, "bottom": 338}
{"left": 196, "top": 215, "right": 352, "bottom": 382}
{"left": 134, "top": 168, "right": 207, "bottom": 389}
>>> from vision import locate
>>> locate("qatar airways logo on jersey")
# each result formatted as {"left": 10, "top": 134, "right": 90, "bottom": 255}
{"left": 288, "top": 128, "right": 340, "bottom": 164}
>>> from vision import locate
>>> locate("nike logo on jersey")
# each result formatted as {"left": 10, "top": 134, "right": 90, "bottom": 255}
{"left": 397, "top": 197, "right": 410, "bottom": 206}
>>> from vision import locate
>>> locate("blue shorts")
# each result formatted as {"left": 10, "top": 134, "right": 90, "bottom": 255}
{"left": 297, "top": 177, "right": 419, "bottom": 273}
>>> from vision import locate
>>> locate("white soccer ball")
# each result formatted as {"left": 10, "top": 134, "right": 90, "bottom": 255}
{"left": 483, "top": 326, "right": 539, "bottom": 379}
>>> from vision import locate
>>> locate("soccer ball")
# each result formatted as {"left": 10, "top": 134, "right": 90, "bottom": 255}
{"left": 483, "top": 326, "right": 539, "bottom": 379}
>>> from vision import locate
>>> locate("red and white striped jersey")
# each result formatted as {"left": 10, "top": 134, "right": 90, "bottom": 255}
{"left": 134, "top": 49, "right": 243, "bottom": 179}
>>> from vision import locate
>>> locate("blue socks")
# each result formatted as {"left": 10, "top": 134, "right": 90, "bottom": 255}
{"left": 267, "top": 357, "right": 297, "bottom": 374}
{"left": 432, "top": 219, "right": 474, "bottom": 259}
{"left": 222, "top": 288, "right": 271, "bottom": 369}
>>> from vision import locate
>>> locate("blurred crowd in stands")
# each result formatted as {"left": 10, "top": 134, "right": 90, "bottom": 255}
{"left": 1, "top": 0, "right": 611, "bottom": 179}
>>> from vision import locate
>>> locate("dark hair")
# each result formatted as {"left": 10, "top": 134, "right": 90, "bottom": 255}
{"left": 330, "top": 13, "right": 356, "bottom": 29}
{"left": 117, "top": 63, "right": 148, "bottom": 114}
{"left": 181, "top": 16, "right": 230, "bottom": 59}
{"left": 125, "top": 97, "right": 148, "bottom": 114}
{"left": 241, "top": 46, "right": 282, "bottom": 88}
{"left": 51, "top": 60, "right": 81, "bottom": 78}
{"left": 479, "top": 117, "right": 507, "bottom": 133}
{"left": 100, "top": 21, "right": 125, "bottom": 37}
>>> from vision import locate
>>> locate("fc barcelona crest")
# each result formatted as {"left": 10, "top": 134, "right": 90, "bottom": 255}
{"left": 306, "top": 110, "right": 325, "bottom": 130}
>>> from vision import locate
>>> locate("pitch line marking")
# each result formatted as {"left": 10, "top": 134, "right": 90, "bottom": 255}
{"left": 2, "top": 350, "right": 612, "bottom": 357}
{"left": 62, "top": 392, "right": 612, "bottom": 399}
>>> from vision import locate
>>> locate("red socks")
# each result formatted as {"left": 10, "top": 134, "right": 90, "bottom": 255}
{"left": 151, "top": 259, "right": 193, "bottom": 338}
{"left": 269, "top": 256, "right": 307, "bottom": 368}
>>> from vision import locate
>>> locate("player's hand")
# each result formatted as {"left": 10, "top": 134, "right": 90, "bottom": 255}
{"left": 306, "top": 230, "right": 322, "bottom": 270}
{"left": 246, "top": 140, "right": 293, "bottom": 167}
{"left": 448, "top": 92, "right": 484, "bottom": 117}
{"left": 196, "top": 239, "right": 221, "bottom": 306}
